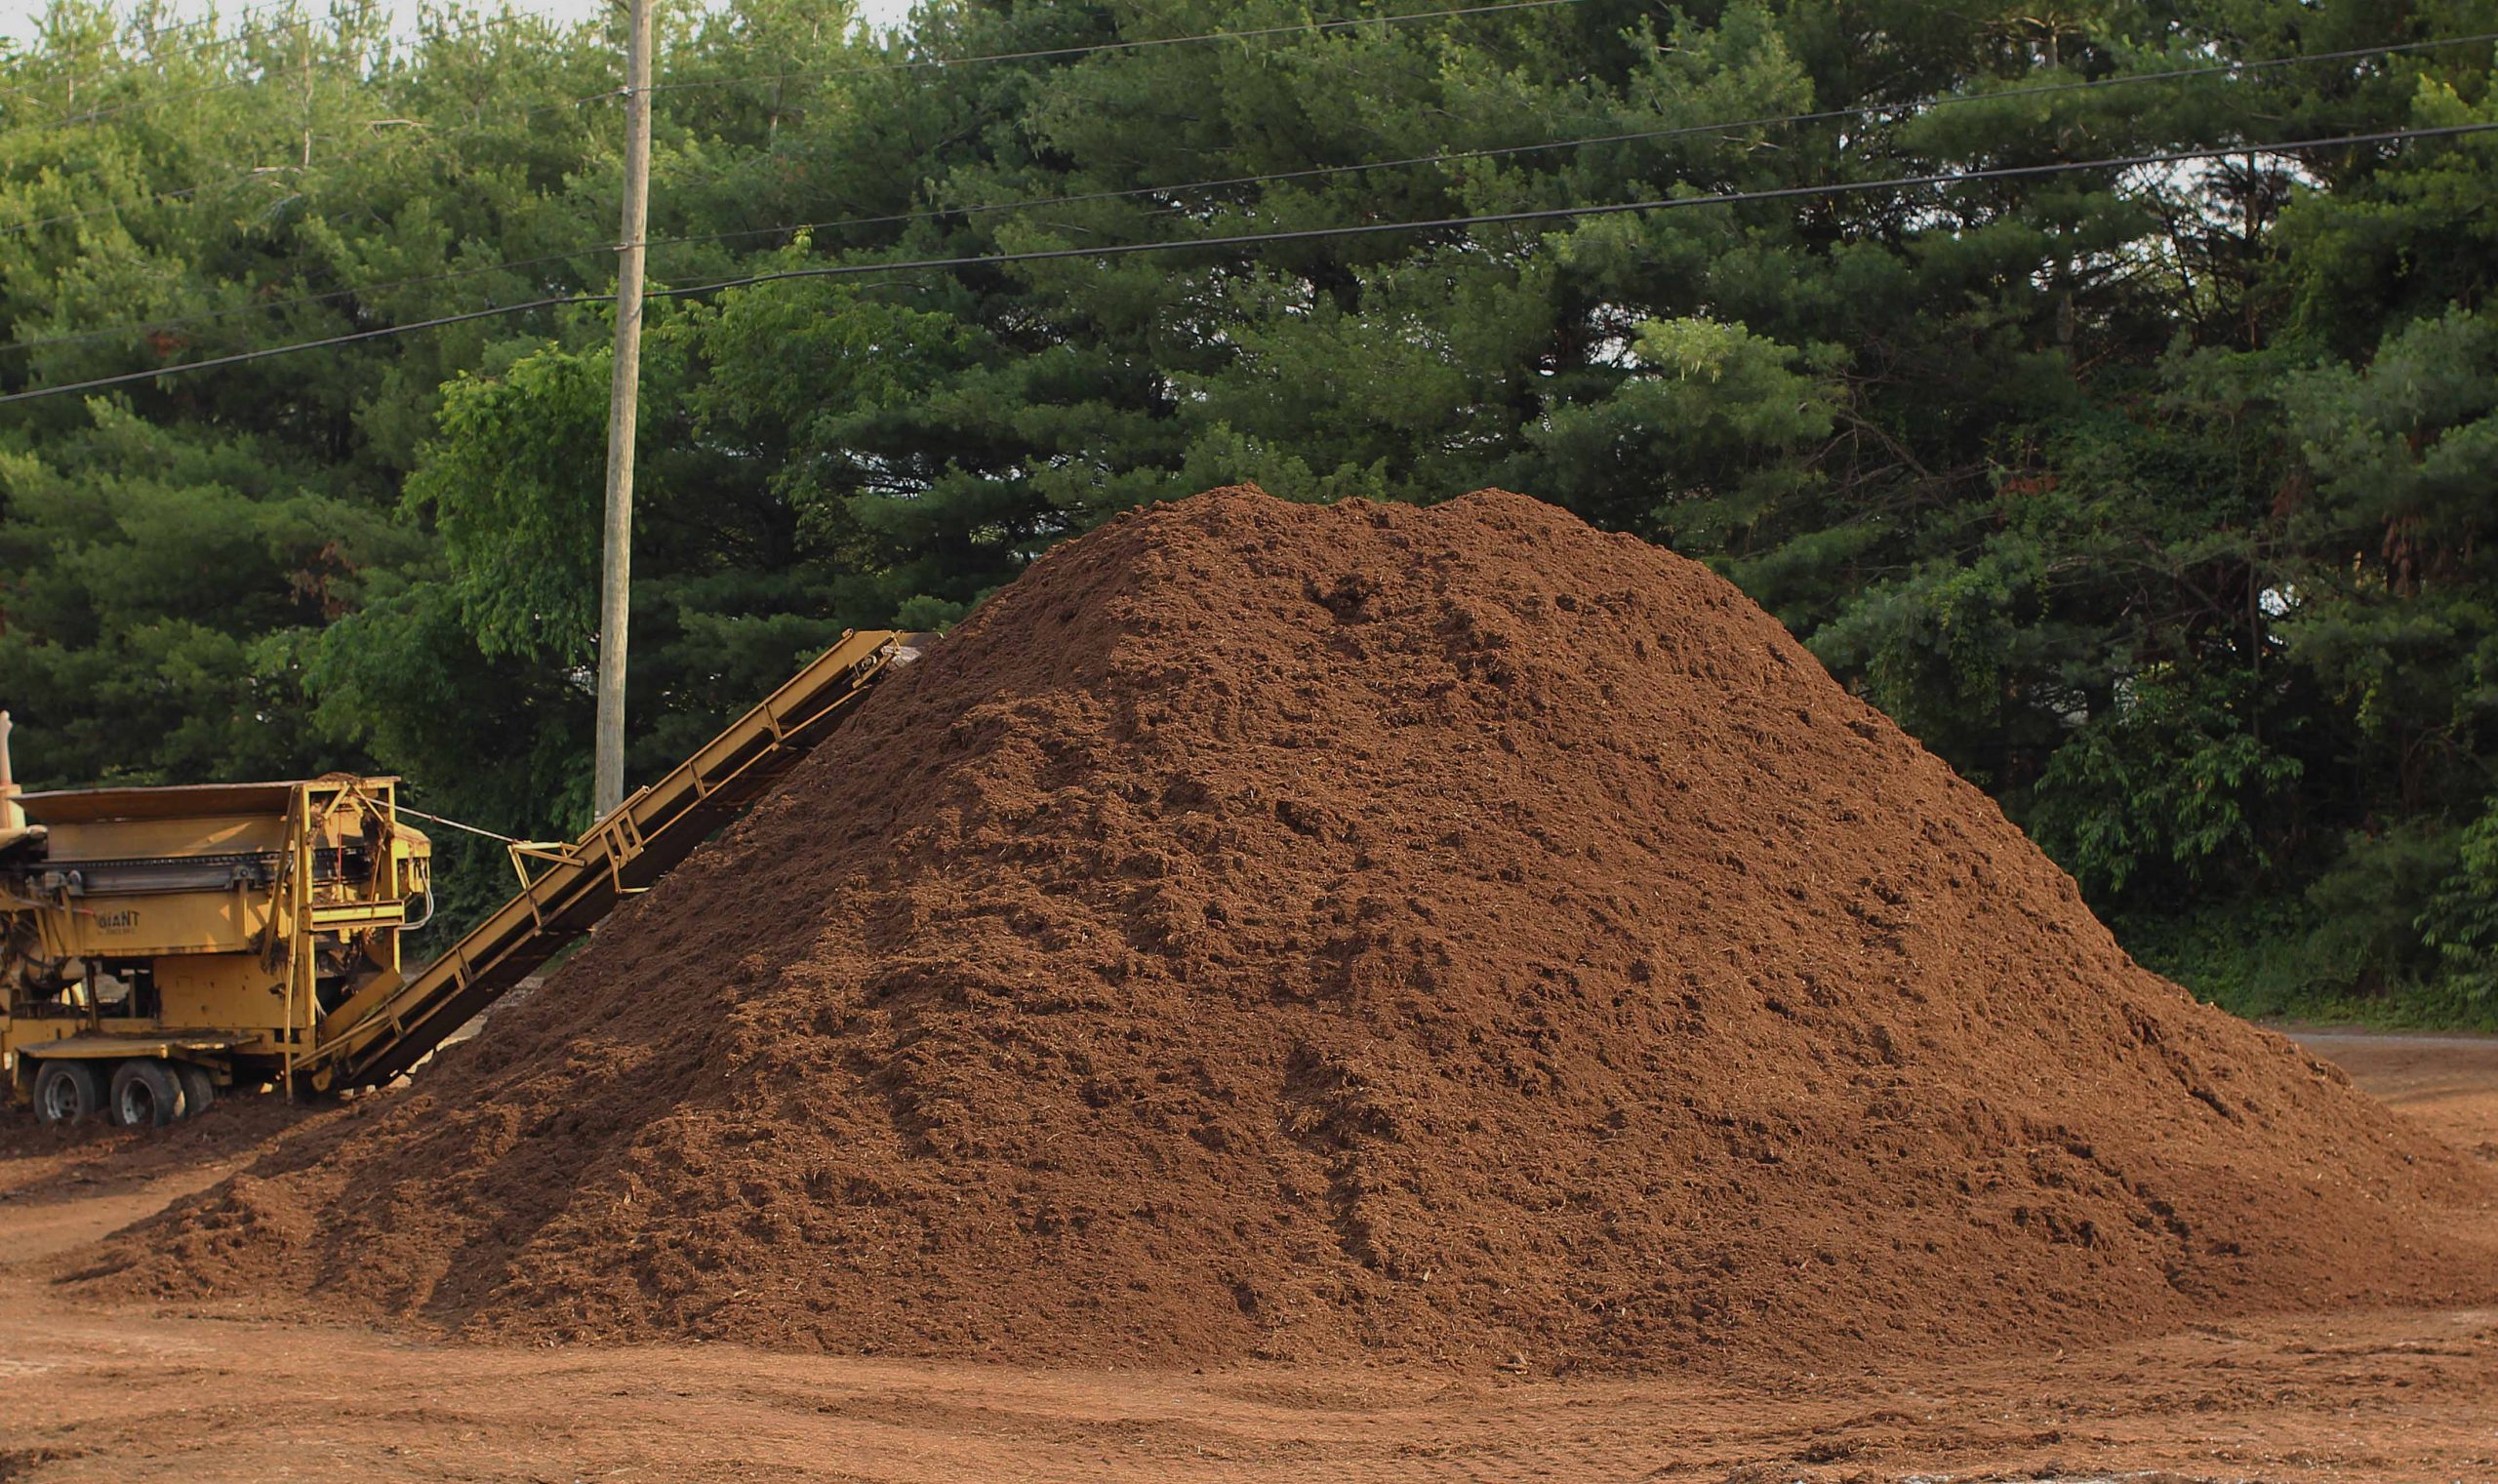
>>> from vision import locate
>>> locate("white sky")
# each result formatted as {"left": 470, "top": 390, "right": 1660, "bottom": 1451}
{"left": 0, "top": 0, "right": 918, "bottom": 50}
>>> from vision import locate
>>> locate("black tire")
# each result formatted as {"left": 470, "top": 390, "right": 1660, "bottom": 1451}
{"left": 108, "top": 1059, "right": 181, "bottom": 1129}
{"left": 31, "top": 1060, "right": 105, "bottom": 1126}
{"left": 174, "top": 1062, "right": 217, "bottom": 1119}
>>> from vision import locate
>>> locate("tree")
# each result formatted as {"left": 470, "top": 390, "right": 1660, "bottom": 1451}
{"left": 5, "top": 0, "right": 2496, "bottom": 1018}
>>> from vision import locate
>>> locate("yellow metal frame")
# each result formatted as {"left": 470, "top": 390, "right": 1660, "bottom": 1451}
{"left": 2, "top": 773, "right": 428, "bottom": 1095}
{"left": 5, "top": 629, "right": 912, "bottom": 1103}
{"left": 307, "top": 628, "right": 913, "bottom": 1091}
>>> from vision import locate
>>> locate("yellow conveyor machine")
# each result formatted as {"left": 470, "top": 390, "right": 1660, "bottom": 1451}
{"left": 0, "top": 629, "right": 925, "bottom": 1125}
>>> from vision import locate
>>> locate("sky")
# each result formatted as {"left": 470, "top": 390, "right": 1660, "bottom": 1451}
{"left": 0, "top": 0, "right": 918, "bottom": 50}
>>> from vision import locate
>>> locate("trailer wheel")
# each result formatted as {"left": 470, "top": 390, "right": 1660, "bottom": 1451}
{"left": 108, "top": 1059, "right": 181, "bottom": 1129}
{"left": 174, "top": 1063, "right": 217, "bottom": 1119}
{"left": 32, "top": 1061, "right": 105, "bottom": 1126}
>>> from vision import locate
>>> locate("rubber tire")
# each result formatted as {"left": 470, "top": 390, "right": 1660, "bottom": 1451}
{"left": 31, "top": 1061, "right": 105, "bottom": 1126}
{"left": 174, "top": 1062, "right": 216, "bottom": 1120}
{"left": 109, "top": 1059, "right": 182, "bottom": 1129}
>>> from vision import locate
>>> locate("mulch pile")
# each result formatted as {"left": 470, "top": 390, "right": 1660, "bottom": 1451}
{"left": 2, "top": 1093, "right": 329, "bottom": 1206}
{"left": 100, "top": 488, "right": 2492, "bottom": 1371}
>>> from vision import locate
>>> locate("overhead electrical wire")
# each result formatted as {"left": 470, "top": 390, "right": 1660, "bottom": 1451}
{"left": 647, "top": 123, "right": 2498, "bottom": 293}
{"left": 0, "top": 245, "right": 617, "bottom": 354}
{"left": 0, "top": 277, "right": 912, "bottom": 404}
{"left": 6, "top": 30, "right": 2486, "bottom": 358}
{"left": 639, "top": 29, "right": 2498, "bottom": 254}
{"left": 0, "top": 0, "right": 1594, "bottom": 329}
{"left": 0, "top": 292, "right": 607, "bottom": 403}
{"left": 2, "top": 121, "right": 2488, "bottom": 408}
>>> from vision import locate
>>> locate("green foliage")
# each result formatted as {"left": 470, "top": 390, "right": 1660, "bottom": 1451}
{"left": 2118, "top": 892, "right": 2498, "bottom": 1031}
{"left": 2115, "top": 899, "right": 2330, "bottom": 1023}
{"left": 2279, "top": 305, "right": 2498, "bottom": 806}
{"left": 0, "top": 404, "right": 423, "bottom": 785}
{"left": 2420, "top": 797, "right": 2498, "bottom": 1004}
{"left": 2302, "top": 822, "right": 2463, "bottom": 993}
{"left": 411, "top": 343, "right": 613, "bottom": 664}
{"left": 2032, "top": 666, "right": 2303, "bottom": 899}
{"left": 5, "top": 0, "right": 2498, "bottom": 1016}
{"left": 1528, "top": 315, "right": 1842, "bottom": 542}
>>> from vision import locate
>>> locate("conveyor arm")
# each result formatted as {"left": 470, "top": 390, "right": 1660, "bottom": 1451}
{"left": 307, "top": 628, "right": 919, "bottom": 1092}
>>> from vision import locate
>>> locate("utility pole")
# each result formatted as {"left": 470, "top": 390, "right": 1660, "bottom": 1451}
{"left": 297, "top": 12, "right": 314, "bottom": 170}
{"left": 594, "top": 0, "right": 655, "bottom": 819}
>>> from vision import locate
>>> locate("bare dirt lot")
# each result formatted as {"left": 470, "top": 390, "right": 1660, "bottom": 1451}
{"left": 2, "top": 1026, "right": 2493, "bottom": 1484}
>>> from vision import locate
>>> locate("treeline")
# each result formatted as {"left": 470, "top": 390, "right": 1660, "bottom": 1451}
{"left": 1, "top": 0, "right": 2493, "bottom": 1020}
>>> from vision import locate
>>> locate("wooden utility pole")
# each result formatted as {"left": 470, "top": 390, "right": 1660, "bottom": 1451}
{"left": 297, "top": 13, "right": 314, "bottom": 169}
{"left": 594, "top": 0, "right": 655, "bottom": 819}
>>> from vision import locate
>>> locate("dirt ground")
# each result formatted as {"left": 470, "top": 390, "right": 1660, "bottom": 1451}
{"left": 2, "top": 1026, "right": 2493, "bottom": 1484}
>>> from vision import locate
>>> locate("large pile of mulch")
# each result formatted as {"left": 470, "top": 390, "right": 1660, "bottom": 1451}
{"left": 101, "top": 487, "right": 2492, "bottom": 1372}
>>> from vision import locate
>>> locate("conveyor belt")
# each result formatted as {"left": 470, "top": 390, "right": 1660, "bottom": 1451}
{"left": 306, "top": 628, "right": 920, "bottom": 1092}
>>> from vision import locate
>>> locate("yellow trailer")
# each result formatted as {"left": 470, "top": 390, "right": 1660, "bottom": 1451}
{"left": 2, "top": 629, "right": 926, "bottom": 1125}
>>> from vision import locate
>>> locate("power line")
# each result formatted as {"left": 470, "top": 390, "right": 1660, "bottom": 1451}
{"left": 0, "top": 292, "right": 605, "bottom": 404}
{"left": 0, "top": 0, "right": 1581, "bottom": 341}
{"left": 640, "top": 30, "right": 2498, "bottom": 255}
{"left": 0, "top": 272, "right": 904, "bottom": 404}
{"left": 0, "top": 246, "right": 615, "bottom": 355}
{"left": 11, "top": 30, "right": 2481, "bottom": 356}
{"left": 4, "top": 122, "right": 2486, "bottom": 408}
{"left": 649, "top": 124, "right": 2498, "bottom": 294}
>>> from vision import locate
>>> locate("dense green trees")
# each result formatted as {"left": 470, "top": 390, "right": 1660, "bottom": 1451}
{"left": 1, "top": 0, "right": 2492, "bottom": 1019}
